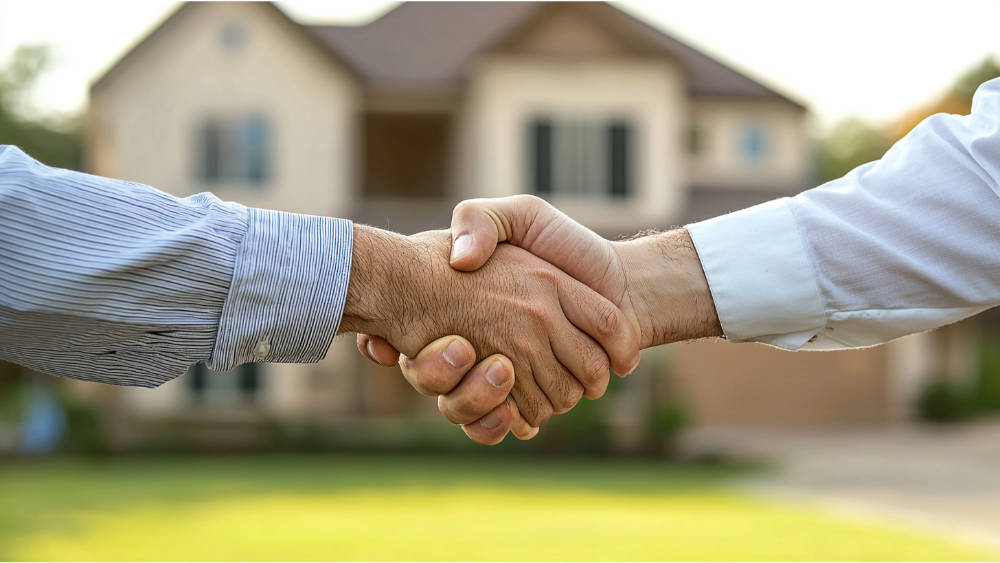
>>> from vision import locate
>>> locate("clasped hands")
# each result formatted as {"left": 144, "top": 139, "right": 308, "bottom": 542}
{"left": 339, "top": 195, "right": 722, "bottom": 445}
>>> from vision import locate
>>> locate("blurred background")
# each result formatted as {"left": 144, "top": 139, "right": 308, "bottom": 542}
{"left": 3, "top": 1, "right": 1000, "bottom": 560}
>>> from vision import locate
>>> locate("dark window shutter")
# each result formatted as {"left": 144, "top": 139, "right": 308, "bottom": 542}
{"left": 608, "top": 122, "right": 629, "bottom": 197}
{"left": 532, "top": 119, "right": 553, "bottom": 195}
{"left": 239, "top": 363, "right": 260, "bottom": 397}
{"left": 201, "top": 121, "right": 222, "bottom": 182}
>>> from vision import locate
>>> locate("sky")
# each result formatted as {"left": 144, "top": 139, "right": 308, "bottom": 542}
{"left": 0, "top": 0, "right": 998, "bottom": 129}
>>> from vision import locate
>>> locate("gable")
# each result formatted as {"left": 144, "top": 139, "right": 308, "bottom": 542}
{"left": 92, "top": 2, "right": 352, "bottom": 95}
{"left": 497, "top": 3, "right": 647, "bottom": 58}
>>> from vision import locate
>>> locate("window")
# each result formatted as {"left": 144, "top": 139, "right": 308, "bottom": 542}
{"left": 740, "top": 124, "right": 767, "bottom": 163}
{"left": 687, "top": 127, "right": 703, "bottom": 156}
{"left": 198, "top": 116, "right": 271, "bottom": 185}
{"left": 530, "top": 117, "right": 633, "bottom": 198}
{"left": 187, "top": 363, "right": 261, "bottom": 407}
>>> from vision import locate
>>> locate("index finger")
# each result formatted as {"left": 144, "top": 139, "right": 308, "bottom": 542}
{"left": 557, "top": 275, "right": 641, "bottom": 377}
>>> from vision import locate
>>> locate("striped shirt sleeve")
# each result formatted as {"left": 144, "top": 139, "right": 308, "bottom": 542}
{"left": 0, "top": 145, "right": 353, "bottom": 388}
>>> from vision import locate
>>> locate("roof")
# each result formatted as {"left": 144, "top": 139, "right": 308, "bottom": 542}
{"left": 304, "top": 2, "right": 803, "bottom": 105}
{"left": 306, "top": 3, "right": 540, "bottom": 93}
{"left": 94, "top": 1, "right": 803, "bottom": 107}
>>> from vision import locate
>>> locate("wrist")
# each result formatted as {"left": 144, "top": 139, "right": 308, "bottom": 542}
{"left": 612, "top": 229, "right": 722, "bottom": 347}
{"left": 339, "top": 225, "right": 450, "bottom": 356}
{"left": 340, "top": 225, "right": 411, "bottom": 340}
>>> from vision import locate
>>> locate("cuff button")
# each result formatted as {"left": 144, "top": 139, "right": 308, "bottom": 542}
{"left": 255, "top": 340, "right": 271, "bottom": 360}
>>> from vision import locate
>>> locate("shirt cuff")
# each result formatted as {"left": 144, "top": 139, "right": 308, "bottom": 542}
{"left": 686, "top": 198, "right": 827, "bottom": 350}
{"left": 209, "top": 209, "right": 353, "bottom": 370}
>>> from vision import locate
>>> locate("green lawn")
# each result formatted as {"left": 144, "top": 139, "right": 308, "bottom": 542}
{"left": 0, "top": 455, "right": 993, "bottom": 561}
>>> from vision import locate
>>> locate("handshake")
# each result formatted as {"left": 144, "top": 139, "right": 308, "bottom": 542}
{"left": 338, "top": 195, "right": 722, "bottom": 445}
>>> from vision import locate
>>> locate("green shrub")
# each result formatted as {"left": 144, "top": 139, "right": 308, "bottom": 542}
{"left": 917, "top": 379, "right": 972, "bottom": 423}
{"left": 649, "top": 402, "right": 687, "bottom": 457}
{"left": 533, "top": 395, "right": 611, "bottom": 456}
{"left": 61, "top": 400, "right": 107, "bottom": 455}
{"left": 970, "top": 341, "right": 1000, "bottom": 412}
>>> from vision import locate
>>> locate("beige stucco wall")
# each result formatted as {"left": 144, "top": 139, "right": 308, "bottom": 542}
{"left": 466, "top": 56, "right": 688, "bottom": 232}
{"left": 88, "top": 2, "right": 361, "bottom": 217}
{"left": 689, "top": 98, "right": 809, "bottom": 190}
{"left": 672, "top": 339, "right": 889, "bottom": 427}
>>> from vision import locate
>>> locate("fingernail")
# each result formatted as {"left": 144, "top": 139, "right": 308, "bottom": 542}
{"left": 480, "top": 409, "right": 502, "bottom": 430}
{"left": 451, "top": 234, "right": 473, "bottom": 261}
{"left": 623, "top": 357, "right": 641, "bottom": 377}
{"left": 484, "top": 360, "right": 508, "bottom": 388}
{"left": 366, "top": 340, "right": 382, "bottom": 365}
{"left": 442, "top": 339, "right": 470, "bottom": 369}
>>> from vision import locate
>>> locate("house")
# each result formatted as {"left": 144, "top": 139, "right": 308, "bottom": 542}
{"left": 75, "top": 1, "right": 968, "bottom": 449}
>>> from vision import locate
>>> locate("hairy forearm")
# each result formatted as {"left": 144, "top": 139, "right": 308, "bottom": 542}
{"left": 613, "top": 229, "right": 722, "bottom": 347}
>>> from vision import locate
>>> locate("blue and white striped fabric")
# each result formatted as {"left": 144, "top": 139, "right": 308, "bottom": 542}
{"left": 0, "top": 145, "right": 353, "bottom": 387}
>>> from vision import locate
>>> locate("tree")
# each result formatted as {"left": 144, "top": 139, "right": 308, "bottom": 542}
{"left": 890, "top": 56, "right": 1000, "bottom": 142}
{"left": 953, "top": 56, "right": 1000, "bottom": 101}
{"left": 817, "top": 55, "right": 1000, "bottom": 185}
{"left": 0, "top": 45, "right": 82, "bottom": 171}
{"left": 816, "top": 117, "right": 892, "bottom": 184}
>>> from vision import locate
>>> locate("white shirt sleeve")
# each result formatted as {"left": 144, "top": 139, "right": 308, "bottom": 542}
{"left": 686, "top": 77, "right": 1000, "bottom": 351}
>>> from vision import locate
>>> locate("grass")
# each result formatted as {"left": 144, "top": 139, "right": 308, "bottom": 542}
{"left": 0, "top": 454, "right": 994, "bottom": 561}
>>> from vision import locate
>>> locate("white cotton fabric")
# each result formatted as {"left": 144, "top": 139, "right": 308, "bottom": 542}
{"left": 687, "top": 77, "right": 1000, "bottom": 351}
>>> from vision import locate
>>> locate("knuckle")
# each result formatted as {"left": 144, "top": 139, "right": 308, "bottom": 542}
{"left": 521, "top": 300, "right": 554, "bottom": 327}
{"left": 507, "top": 334, "right": 533, "bottom": 356}
{"left": 514, "top": 194, "right": 545, "bottom": 208}
{"left": 554, "top": 382, "right": 585, "bottom": 414}
{"left": 594, "top": 303, "right": 622, "bottom": 340}
{"left": 548, "top": 372, "right": 585, "bottom": 415}
{"left": 564, "top": 386, "right": 584, "bottom": 411}
{"left": 453, "top": 199, "right": 478, "bottom": 217}
{"left": 527, "top": 402, "right": 553, "bottom": 426}
{"left": 512, "top": 387, "right": 552, "bottom": 427}
{"left": 536, "top": 267, "right": 560, "bottom": 288}
{"left": 583, "top": 352, "right": 610, "bottom": 388}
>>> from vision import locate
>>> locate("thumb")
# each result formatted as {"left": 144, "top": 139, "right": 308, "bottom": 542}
{"left": 449, "top": 200, "right": 504, "bottom": 271}
{"left": 449, "top": 195, "right": 553, "bottom": 271}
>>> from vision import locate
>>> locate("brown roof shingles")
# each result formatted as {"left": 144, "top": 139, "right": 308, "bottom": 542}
{"left": 305, "top": 3, "right": 541, "bottom": 92}
{"left": 303, "top": 2, "right": 803, "bottom": 105}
